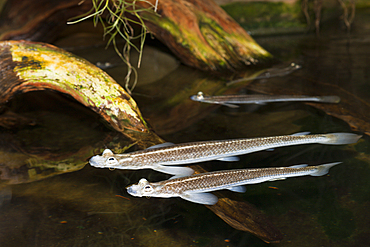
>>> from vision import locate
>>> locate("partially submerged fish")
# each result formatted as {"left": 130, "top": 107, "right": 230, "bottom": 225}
{"left": 190, "top": 92, "right": 341, "bottom": 108}
{"left": 89, "top": 133, "right": 361, "bottom": 176}
{"left": 127, "top": 162, "right": 341, "bottom": 205}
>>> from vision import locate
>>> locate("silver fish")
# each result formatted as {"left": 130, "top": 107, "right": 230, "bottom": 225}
{"left": 89, "top": 133, "right": 361, "bottom": 176}
{"left": 127, "top": 162, "right": 341, "bottom": 205}
{"left": 190, "top": 91, "right": 341, "bottom": 108}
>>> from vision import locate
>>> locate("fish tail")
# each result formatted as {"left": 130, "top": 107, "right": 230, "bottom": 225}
{"left": 310, "top": 162, "right": 342, "bottom": 176}
{"left": 318, "top": 96, "right": 341, "bottom": 103}
{"left": 322, "top": 133, "right": 362, "bottom": 145}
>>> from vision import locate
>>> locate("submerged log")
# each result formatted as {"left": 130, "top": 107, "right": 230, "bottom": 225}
{"left": 134, "top": 0, "right": 273, "bottom": 71}
{"left": 0, "top": 0, "right": 272, "bottom": 72}
{"left": 0, "top": 40, "right": 282, "bottom": 243}
{"left": 0, "top": 40, "right": 163, "bottom": 147}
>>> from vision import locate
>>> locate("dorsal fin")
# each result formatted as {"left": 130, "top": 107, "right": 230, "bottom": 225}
{"left": 289, "top": 164, "right": 308, "bottom": 169}
{"left": 146, "top": 142, "right": 175, "bottom": 150}
{"left": 290, "top": 132, "right": 310, "bottom": 136}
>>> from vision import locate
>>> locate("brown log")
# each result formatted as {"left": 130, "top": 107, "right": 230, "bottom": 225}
{"left": 0, "top": 0, "right": 272, "bottom": 72}
{"left": 134, "top": 0, "right": 273, "bottom": 71}
{"left": 0, "top": 40, "right": 282, "bottom": 243}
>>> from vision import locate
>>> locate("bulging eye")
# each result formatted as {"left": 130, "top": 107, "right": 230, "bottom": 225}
{"left": 144, "top": 185, "right": 152, "bottom": 192}
{"left": 106, "top": 157, "right": 117, "bottom": 163}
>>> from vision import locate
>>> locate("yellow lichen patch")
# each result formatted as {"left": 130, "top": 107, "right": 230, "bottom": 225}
{"left": 8, "top": 41, "right": 145, "bottom": 131}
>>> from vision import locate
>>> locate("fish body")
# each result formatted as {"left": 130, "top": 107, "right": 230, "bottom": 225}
{"left": 89, "top": 133, "right": 361, "bottom": 176}
{"left": 190, "top": 92, "right": 340, "bottom": 108}
{"left": 127, "top": 162, "right": 341, "bottom": 205}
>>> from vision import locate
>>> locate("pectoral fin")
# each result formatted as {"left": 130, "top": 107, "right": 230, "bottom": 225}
{"left": 217, "top": 156, "right": 240, "bottom": 162}
{"left": 222, "top": 103, "right": 240, "bottom": 108}
{"left": 268, "top": 177, "right": 286, "bottom": 182}
{"left": 180, "top": 192, "right": 219, "bottom": 205}
{"left": 154, "top": 165, "right": 194, "bottom": 176}
{"left": 227, "top": 185, "right": 246, "bottom": 193}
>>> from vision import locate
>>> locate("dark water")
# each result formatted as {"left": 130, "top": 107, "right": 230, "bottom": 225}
{"left": 1, "top": 7, "right": 370, "bottom": 247}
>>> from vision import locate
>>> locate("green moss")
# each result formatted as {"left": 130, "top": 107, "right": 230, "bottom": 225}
{"left": 222, "top": 2, "right": 306, "bottom": 31}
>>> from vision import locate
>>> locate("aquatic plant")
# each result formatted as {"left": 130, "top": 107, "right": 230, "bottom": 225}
{"left": 68, "top": 0, "right": 159, "bottom": 94}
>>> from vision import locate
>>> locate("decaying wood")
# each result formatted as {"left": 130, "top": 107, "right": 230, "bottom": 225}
{"left": 0, "top": 0, "right": 272, "bottom": 72}
{"left": 0, "top": 0, "right": 91, "bottom": 41}
{"left": 0, "top": 40, "right": 164, "bottom": 147}
{"left": 134, "top": 0, "right": 272, "bottom": 71}
{"left": 0, "top": 40, "right": 282, "bottom": 243}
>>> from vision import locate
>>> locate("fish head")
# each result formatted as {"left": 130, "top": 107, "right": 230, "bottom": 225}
{"left": 190, "top": 91, "right": 204, "bottom": 102}
{"left": 89, "top": 149, "right": 132, "bottom": 169}
{"left": 126, "top": 178, "right": 164, "bottom": 198}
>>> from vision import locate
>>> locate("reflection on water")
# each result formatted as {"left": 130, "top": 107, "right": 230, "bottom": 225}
{"left": 1, "top": 8, "right": 370, "bottom": 247}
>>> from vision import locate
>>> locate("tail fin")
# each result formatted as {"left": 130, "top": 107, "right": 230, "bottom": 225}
{"left": 322, "top": 133, "right": 362, "bottom": 145}
{"left": 310, "top": 162, "right": 342, "bottom": 176}
{"left": 318, "top": 96, "right": 341, "bottom": 103}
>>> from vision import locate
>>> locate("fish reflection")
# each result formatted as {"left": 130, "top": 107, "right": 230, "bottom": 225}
{"left": 226, "top": 62, "right": 302, "bottom": 86}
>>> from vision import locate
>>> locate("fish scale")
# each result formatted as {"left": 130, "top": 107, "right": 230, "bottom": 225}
{"left": 89, "top": 132, "right": 361, "bottom": 176}
{"left": 127, "top": 162, "right": 342, "bottom": 205}
{"left": 128, "top": 136, "right": 322, "bottom": 163}
{"left": 190, "top": 91, "right": 341, "bottom": 108}
{"left": 160, "top": 167, "right": 315, "bottom": 193}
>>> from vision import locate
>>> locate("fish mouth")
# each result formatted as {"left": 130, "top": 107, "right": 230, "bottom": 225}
{"left": 126, "top": 185, "right": 138, "bottom": 196}
{"left": 89, "top": 156, "right": 103, "bottom": 167}
{"left": 190, "top": 95, "right": 201, "bottom": 101}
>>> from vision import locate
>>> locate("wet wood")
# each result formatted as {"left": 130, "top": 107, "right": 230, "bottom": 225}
{"left": 134, "top": 0, "right": 273, "bottom": 71}
{"left": 0, "top": 0, "right": 272, "bottom": 72}
{"left": 0, "top": 109, "right": 36, "bottom": 129}
{"left": 0, "top": 0, "right": 92, "bottom": 42}
{"left": 0, "top": 40, "right": 164, "bottom": 147}
{"left": 0, "top": 40, "right": 282, "bottom": 242}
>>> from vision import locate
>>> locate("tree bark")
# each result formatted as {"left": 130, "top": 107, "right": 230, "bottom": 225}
{"left": 133, "top": 0, "right": 273, "bottom": 71}
{"left": 0, "top": 0, "right": 272, "bottom": 72}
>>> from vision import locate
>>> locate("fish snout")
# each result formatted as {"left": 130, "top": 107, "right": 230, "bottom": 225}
{"left": 127, "top": 185, "right": 139, "bottom": 197}
{"left": 89, "top": 156, "right": 104, "bottom": 168}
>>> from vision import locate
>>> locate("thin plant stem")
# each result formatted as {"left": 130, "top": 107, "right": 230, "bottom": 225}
{"left": 67, "top": 0, "right": 159, "bottom": 93}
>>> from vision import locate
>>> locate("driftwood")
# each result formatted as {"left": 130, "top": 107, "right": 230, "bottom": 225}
{"left": 134, "top": 0, "right": 272, "bottom": 71}
{"left": 0, "top": 40, "right": 282, "bottom": 242}
{"left": 0, "top": 40, "right": 164, "bottom": 147}
{"left": 0, "top": 0, "right": 272, "bottom": 72}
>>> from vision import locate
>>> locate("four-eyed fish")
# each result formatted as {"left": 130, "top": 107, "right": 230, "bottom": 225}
{"left": 190, "top": 91, "right": 341, "bottom": 108}
{"left": 89, "top": 133, "right": 361, "bottom": 176}
{"left": 127, "top": 162, "right": 341, "bottom": 205}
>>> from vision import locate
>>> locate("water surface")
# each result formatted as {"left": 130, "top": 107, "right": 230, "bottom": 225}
{"left": 0, "top": 8, "right": 370, "bottom": 247}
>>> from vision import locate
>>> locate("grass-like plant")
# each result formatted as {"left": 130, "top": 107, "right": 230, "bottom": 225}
{"left": 68, "top": 0, "right": 159, "bottom": 94}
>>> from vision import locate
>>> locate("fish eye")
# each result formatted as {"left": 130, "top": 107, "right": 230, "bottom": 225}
{"left": 106, "top": 157, "right": 118, "bottom": 164}
{"left": 143, "top": 185, "right": 153, "bottom": 192}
